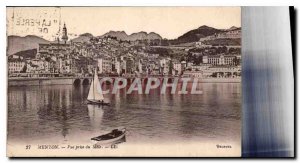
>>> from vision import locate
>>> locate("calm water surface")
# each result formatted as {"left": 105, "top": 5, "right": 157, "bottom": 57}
{"left": 8, "top": 83, "right": 241, "bottom": 145}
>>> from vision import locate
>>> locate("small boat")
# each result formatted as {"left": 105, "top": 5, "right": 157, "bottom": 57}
{"left": 87, "top": 69, "right": 110, "bottom": 105}
{"left": 88, "top": 99, "right": 110, "bottom": 105}
{"left": 91, "top": 128, "right": 126, "bottom": 144}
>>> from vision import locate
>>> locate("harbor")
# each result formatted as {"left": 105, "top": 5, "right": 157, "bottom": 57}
{"left": 8, "top": 82, "right": 241, "bottom": 146}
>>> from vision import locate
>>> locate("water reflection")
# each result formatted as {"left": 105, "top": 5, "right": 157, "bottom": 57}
{"left": 8, "top": 83, "right": 241, "bottom": 144}
{"left": 87, "top": 104, "right": 103, "bottom": 129}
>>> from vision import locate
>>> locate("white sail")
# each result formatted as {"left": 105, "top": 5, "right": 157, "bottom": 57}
{"left": 87, "top": 70, "right": 104, "bottom": 101}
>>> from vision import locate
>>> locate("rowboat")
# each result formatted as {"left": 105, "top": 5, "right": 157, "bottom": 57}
{"left": 87, "top": 99, "right": 110, "bottom": 105}
{"left": 91, "top": 128, "right": 126, "bottom": 144}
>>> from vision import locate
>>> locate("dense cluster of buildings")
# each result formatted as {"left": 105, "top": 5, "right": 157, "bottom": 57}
{"left": 8, "top": 24, "right": 241, "bottom": 79}
{"left": 196, "top": 28, "right": 241, "bottom": 48}
{"left": 198, "top": 27, "right": 241, "bottom": 43}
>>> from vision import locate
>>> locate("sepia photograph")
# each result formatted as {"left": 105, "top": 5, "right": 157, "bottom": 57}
{"left": 6, "top": 7, "right": 242, "bottom": 157}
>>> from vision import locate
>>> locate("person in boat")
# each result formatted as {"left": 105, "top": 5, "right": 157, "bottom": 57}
{"left": 107, "top": 129, "right": 123, "bottom": 138}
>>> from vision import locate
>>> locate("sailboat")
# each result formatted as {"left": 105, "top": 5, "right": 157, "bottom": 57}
{"left": 87, "top": 69, "right": 109, "bottom": 105}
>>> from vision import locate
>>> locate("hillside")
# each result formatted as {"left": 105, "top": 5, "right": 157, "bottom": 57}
{"left": 71, "top": 33, "right": 94, "bottom": 43}
{"left": 7, "top": 35, "right": 50, "bottom": 56}
{"left": 170, "top": 25, "right": 222, "bottom": 45}
{"left": 11, "top": 49, "right": 37, "bottom": 59}
{"left": 203, "top": 38, "right": 241, "bottom": 46}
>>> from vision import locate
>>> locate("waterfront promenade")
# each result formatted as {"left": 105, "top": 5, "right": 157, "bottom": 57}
{"left": 8, "top": 76, "right": 241, "bottom": 86}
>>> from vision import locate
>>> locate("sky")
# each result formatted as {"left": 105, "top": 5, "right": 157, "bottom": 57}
{"left": 7, "top": 7, "right": 241, "bottom": 41}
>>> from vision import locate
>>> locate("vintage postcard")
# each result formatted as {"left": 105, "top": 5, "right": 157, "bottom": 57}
{"left": 7, "top": 7, "right": 241, "bottom": 157}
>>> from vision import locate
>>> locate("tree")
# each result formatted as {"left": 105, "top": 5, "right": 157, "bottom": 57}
{"left": 221, "top": 46, "right": 228, "bottom": 53}
{"left": 180, "top": 56, "right": 185, "bottom": 62}
{"left": 168, "top": 61, "right": 173, "bottom": 75}
{"left": 20, "top": 64, "right": 27, "bottom": 73}
{"left": 216, "top": 47, "right": 222, "bottom": 54}
{"left": 211, "top": 72, "right": 217, "bottom": 77}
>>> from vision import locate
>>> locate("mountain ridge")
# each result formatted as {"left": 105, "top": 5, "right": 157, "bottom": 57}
{"left": 99, "top": 31, "right": 163, "bottom": 41}
{"left": 7, "top": 35, "right": 50, "bottom": 56}
{"left": 7, "top": 25, "right": 240, "bottom": 55}
{"left": 170, "top": 25, "right": 223, "bottom": 44}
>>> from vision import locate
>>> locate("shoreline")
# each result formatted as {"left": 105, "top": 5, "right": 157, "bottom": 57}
{"left": 8, "top": 77, "right": 241, "bottom": 86}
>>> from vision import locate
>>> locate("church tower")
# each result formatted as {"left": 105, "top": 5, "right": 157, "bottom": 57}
{"left": 61, "top": 23, "right": 68, "bottom": 44}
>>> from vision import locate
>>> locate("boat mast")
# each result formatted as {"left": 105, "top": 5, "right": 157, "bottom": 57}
{"left": 93, "top": 69, "right": 95, "bottom": 100}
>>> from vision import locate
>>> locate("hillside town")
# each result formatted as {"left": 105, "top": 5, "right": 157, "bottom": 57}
{"left": 8, "top": 24, "right": 241, "bottom": 79}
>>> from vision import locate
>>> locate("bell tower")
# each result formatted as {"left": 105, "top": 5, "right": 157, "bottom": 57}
{"left": 61, "top": 23, "right": 68, "bottom": 44}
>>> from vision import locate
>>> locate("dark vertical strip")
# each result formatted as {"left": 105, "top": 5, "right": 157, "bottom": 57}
{"left": 289, "top": 6, "right": 296, "bottom": 77}
{"left": 289, "top": 6, "right": 297, "bottom": 158}
{"left": 242, "top": 7, "right": 294, "bottom": 157}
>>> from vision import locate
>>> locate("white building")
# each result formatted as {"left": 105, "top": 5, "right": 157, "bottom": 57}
{"left": 217, "top": 29, "right": 241, "bottom": 39}
{"left": 160, "top": 58, "right": 171, "bottom": 75}
{"left": 182, "top": 71, "right": 203, "bottom": 78}
{"left": 203, "top": 56, "right": 208, "bottom": 64}
{"left": 173, "top": 62, "right": 182, "bottom": 75}
{"left": 26, "top": 63, "right": 38, "bottom": 73}
{"left": 138, "top": 59, "right": 143, "bottom": 73}
{"left": 195, "top": 41, "right": 202, "bottom": 48}
{"left": 199, "top": 28, "right": 241, "bottom": 42}
{"left": 97, "top": 57, "right": 112, "bottom": 74}
{"left": 8, "top": 58, "right": 25, "bottom": 74}
{"left": 181, "top": 61, "right": 187, "bottom": 69}
{"left": 203, "top": 55, "right": 238, "bottom": 66}
{"left": 203, "top": 65, "right": 241, "bottom": 78}
{"left": 115, "top": 60, "right": 121, "bottom": 75}
{"left": 38, "top": 60, "right": 51, "bottom": 73}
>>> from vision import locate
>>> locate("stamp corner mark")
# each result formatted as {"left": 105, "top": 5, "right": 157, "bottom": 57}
{"left": 9, "top": 8, "right": 61, "bottom": 40}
